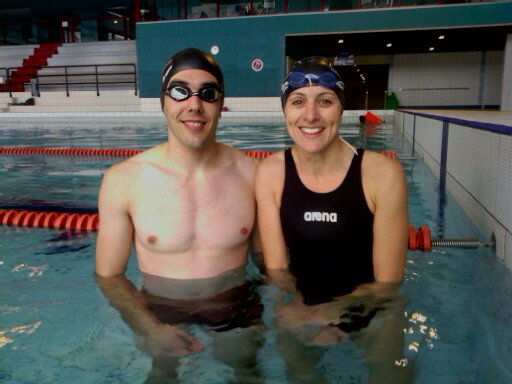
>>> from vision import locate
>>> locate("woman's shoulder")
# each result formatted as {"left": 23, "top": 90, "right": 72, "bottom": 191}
{"left": 255, "top": 149, "right": 287, "bottom": 189}
{"left": 361, "top": 149, "right": 406, "bottom": 194}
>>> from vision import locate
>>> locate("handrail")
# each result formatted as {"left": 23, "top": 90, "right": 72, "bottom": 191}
{"left": 0, "top": 63, "right": 137, "bottom": 97}
{"left": 398, "top": 87, "right": 470, "bottom": 91}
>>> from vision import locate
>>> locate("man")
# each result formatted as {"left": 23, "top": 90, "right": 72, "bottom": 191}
{"left": 95, "top": 48, "right": 261, "bottom": 370}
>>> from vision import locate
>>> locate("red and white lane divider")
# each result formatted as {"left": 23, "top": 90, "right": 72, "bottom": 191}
{"left": 0, "top": 209, "right": 495, "bottom": 251}
{"left": 0, "top": 147, "right": 273, "bottom": 159}
{"left": 0, "top": 209, "right": 98, "bottom": 232}
{"left": 0, "top": 147, "right": 413, "bottom": 161}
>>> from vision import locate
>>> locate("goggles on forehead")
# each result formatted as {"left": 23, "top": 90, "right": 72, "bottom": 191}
{"left": 166, "top": 83, "right": 223, "bottom": 103}
{"left": 286, "top": 70, "right": 339, "bottom": 89}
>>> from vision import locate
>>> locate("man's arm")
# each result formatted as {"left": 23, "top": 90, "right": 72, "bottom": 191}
{"left": 96, "top": 274, "right": 202, "bottom": 357}
{"left": 94, "top": 164, "right": 202, "bottom": 356}
{"left": 95, "top": 164, "right": 134, "bottom": 277}
{"left": 370, "top": 156, "right": 408, "bottom": 283}
{"left": 255, "top": 155, "right": 289, "bottom": 269}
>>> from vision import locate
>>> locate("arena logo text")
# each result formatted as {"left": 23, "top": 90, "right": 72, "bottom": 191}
{"left": 304, "top": 211, "right": 338, "bottom": 223}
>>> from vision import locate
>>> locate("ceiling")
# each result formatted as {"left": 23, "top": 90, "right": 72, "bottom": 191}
{"left": 286, "top": 25, "right": 512, "bottom": 59}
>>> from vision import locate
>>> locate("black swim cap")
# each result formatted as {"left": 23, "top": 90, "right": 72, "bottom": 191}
{"left": 160, "top": 48, "right": 224, "bottom": 110}
{"left": 281, "top": 56, "right": 345, "bottom": 110}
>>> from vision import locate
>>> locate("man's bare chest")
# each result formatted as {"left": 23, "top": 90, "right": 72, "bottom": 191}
{"left": 128, "top": 169, "right": 255, "bottom": 251}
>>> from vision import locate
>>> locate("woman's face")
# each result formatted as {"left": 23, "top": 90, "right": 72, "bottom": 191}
{"left": 284, "top": 86, "right": 343, "bottom": 154}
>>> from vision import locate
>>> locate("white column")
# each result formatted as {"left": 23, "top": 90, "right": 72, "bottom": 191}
{"left": 501, "top": 34, "right": 512, "bottom": 111}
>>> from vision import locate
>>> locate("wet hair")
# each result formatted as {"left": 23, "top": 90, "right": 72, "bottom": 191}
{"left": 281, "top": 56, "right": 345, "bottom": 110}
{"left": 160, "top": 48, "right": 224, "bottom": 110}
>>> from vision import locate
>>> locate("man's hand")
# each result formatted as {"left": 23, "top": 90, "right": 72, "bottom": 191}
{"left": 141, "top": 324, "right": 203, "bottom": 357}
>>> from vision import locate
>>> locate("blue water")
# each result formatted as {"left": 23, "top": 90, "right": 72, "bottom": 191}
{"left": 1, "top": 120, "right": 511, "bottom": 383}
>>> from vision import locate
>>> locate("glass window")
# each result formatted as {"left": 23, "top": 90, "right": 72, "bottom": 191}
{"left": 187, "top": 0, "right": 217, "bottom": 18}
{"left": 218, "top": 1, "right": 251, "bottom": 17}
{"left": 324, "top": 0, "right": 357, "bottom": 10}
{"left": 287, "top": 0, "right": 321, "bottom": 12}
{"left": 155, "top": 0, "right": 186, "bottom": 20}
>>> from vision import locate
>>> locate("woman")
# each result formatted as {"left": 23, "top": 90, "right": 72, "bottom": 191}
{"left": 255, "top": 56, "right": 408, "bottom": 305}
{"left": 256, "top": 58, "right": 412, "bottom": 383}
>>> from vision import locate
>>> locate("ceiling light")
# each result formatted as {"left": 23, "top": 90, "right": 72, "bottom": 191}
{"left": 386, "top": 43, "right": 392, "bottom": 48}
{"left": 438, "top": 35, "right": 445, "bottom": 40}
{"left": 114, "top": 20, "right": 119, "bottom": 24}
{"left": 338, "top": 39, "right": 344, "bottom": 44}
{"left": 429, "top": 47, "right": 435, "bottom": 51}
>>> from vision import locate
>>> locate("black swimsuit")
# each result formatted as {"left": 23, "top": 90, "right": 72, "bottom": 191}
{"left": 280, "top": 147, "right": 375, "bottom": 304}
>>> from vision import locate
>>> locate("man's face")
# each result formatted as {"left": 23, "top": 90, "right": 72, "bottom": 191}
{"left": 284, "top": 85, "right": 342, "bottom": 154}
{"left": 163, "top": 69, "right": 222, "bottom": 150}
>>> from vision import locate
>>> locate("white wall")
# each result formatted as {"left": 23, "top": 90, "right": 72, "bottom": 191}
{"left": 483, "top": 51, "right": 504, "bottom": 107}
{"left": 501, "top": 35, "right": 512, "bottom": 111}
{"left": 389, "top": 51, "right": 504, "bottom": 108}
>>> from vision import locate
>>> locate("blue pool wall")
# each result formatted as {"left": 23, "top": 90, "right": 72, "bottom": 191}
{"left": 396, "top": 110, "right": 512, "bottom": 269}
{"left": 136, "top": 2, "right": 512, "bottom": 109}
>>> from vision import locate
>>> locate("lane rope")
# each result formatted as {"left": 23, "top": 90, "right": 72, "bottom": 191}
{"left": 0, "top": 209, "right": 98, "bottom": 232}
{"left": 0, "top": 147, "right": 272, "bottom": 159}
{"left": 0, "top": 147, "right": 401, "bottom": 160}
{"left": 0, "top": 209, "right": 495, "bottom": 252}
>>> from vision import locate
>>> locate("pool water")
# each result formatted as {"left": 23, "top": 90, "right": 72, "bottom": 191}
{"left": 1, "top": 120, "right": 512, "bottom": 383}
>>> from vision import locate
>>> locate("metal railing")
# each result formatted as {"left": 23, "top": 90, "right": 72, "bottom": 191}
{"left": 1, "top": 63, "right": 137, "bottom": 97}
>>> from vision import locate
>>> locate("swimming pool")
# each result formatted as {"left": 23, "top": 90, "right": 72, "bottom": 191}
{"left": 1, "top": 119, "right": 511, "bottom": 383}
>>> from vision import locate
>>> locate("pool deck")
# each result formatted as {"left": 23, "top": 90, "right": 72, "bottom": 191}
{"left": 0, "top": 108, "right": 394, "bottom": 125}
{"left": 0, "top": 107, "right": 510, "bottom": 129}
{"left": 402, "top": 109, "right": 512, "bottom": 129}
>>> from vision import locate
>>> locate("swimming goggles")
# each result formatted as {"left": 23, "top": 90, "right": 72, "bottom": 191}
{"left": 166, "top": 83, "right": 223, "bottom": 103}
{"left": 286, "top": 70, "right": 338, "bottom": 89}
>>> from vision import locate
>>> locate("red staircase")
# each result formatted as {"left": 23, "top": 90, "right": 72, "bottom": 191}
{"left": 0, "top": 42, "right": 61, "bottom": 93}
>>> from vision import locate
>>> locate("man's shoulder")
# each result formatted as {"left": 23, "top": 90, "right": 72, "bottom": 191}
{"left": 106, "top": 144, "right": 164, "bottom": 174}
{"left": 219, "top": 143, "right": 259, "bottom": 171}
{"left": 102, "top": 146, "right": 160, "bottom": 184}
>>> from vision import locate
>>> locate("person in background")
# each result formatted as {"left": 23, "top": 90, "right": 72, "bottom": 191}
{"left": 95, "top": 48, "right": 262, "bottom": 382}
{"left": 255, "top": 56, "right": 410, "bottom": 382}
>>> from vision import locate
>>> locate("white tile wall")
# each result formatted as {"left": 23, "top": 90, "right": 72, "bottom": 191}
{"left": 404, "top": 113, "right": 415, "bottom": 139}
{"left": 496, "top": 135, "right": 511, "bottom": 228}
{"left": 414, "top": 116, "right": 443, "bottom": 164}
{"left": 507, "top": 135, "right": 512, "bottom": 233}
{"left": 389, "top": 52, "right": 501, "bottom": 107}
{"left": 494, "top": 222, "right": 507, "bottom": 263}
{"left": 223, "top": 97, "right": 282, "bottom": 112}
{"left": 483, "top": 51, "right": 504, "bottom": 107}
{"left": 450, "top": 126, "right": 499, "bottom": 218}
{"left": 501, "top": 35, "right": 512, "bottom": 111}
{"left": 505, "top": 231, "right": 512, "bottom": 268}
{"left": 445, "top": 175, "right": 495, "bottom": 241}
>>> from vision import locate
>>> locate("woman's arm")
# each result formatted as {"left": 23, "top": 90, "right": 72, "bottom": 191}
{"left": 369, "top": 155, "right": 408, "bottom": 283}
